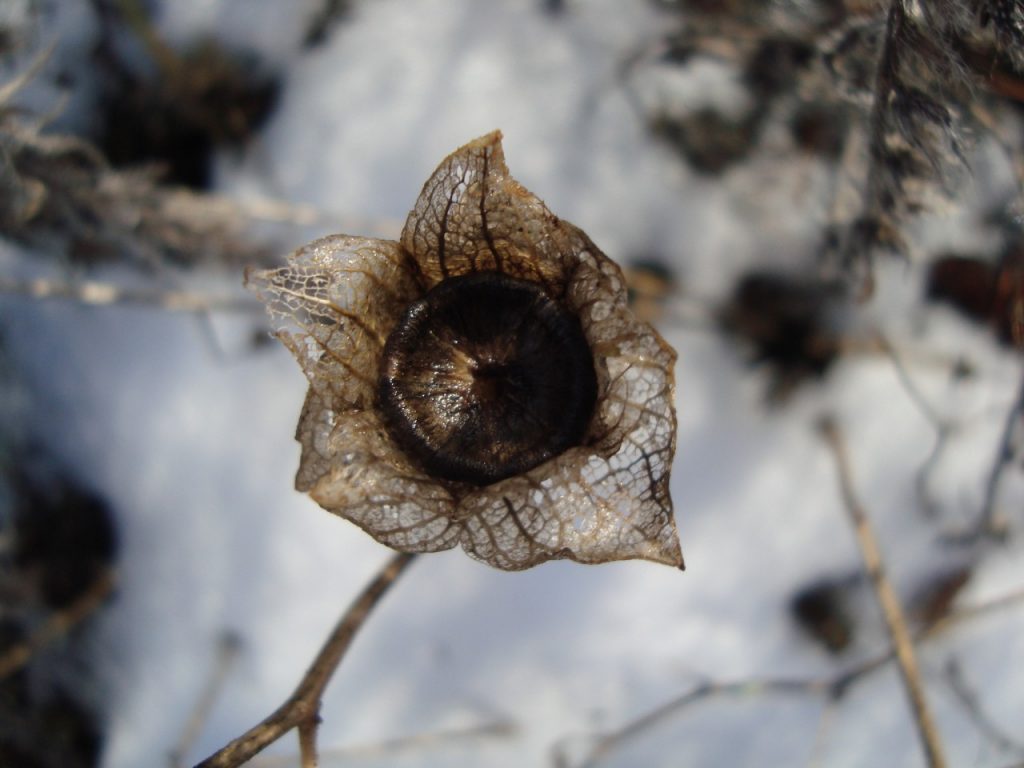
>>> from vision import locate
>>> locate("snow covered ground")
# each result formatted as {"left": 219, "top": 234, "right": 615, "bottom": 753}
{"left": 2, "top": 1, "right": 1023, "bottom": 766}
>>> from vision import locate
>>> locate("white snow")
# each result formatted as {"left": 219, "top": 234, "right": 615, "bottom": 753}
{"left": 2, "top": 1, "right": 1022, "bottom": 767}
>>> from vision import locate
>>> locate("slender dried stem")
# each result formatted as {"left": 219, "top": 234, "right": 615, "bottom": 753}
{"left": 974, "top": 371, "right": 1024, "bottom": 539}
{"left": 0, "top": 276, "right": 259, "bottom": 314}
{"left": 569, "top": 582, "right": 1024, "bottom": 767}
{"left": 170, "top": 632, "right": 243, "bottom": 768}
{"left": 298, "top": 720, "right": 318, "bottom": 768}
{"left": 0, "top": 568, "right": 116, "bottom": 679}
{"left": 193, "top": 551, "right": 417, "bottom": 768}
{"left": 944, "top": 658, "right": 1024, "bottom": 754}
{"left": 874, "top": 332, "right": 956, "bottom": 517}
{"left": 248, "top": 719, "right": 516, "bottom": 766}
{"left": 819, "top": 417, "right": 947, "bottom": 768}
{"left": 576, "top": 678, "right": 828, "bottom": 768}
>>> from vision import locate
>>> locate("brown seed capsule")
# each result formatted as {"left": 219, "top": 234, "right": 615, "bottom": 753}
{"left": 248, "top": 131, "right": 683, "bottom": 570}
{"left": 378, "top": 272, "right": 597, "bottom": 485}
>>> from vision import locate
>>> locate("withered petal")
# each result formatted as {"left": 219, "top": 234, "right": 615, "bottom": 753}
{"left": 401, "top": 131, "right": 584, "bottom": 296}
{"left": 459, "top": 250, "right": 682, "bottom": 570}
{"left": 461, "top": 442, "right": 681, "bottom": 569}
{"left": 296, "top": 391, "right": 461, "bottom": 553}
{"left": 246, "top": 234, "right": 421, "bottom": 411}
{"left": 248, "top": 235, "right": 460, "bottom": 553}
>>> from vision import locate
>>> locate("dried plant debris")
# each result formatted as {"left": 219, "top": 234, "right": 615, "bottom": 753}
{"left": 89, "top": 0, "right": 280, "bottom": 189}
{"left": 625, "top": 258, "right": 677, "bottom": 323}
{"left": 649, "top": 108, "right": 760, "bottom": 176}
{"left": 249, "top": 132, "right": 683, "bottom": 571}
{"left": 0, "top": 52, "right": 274, "bottom": 267}
{"left": 819, "top": 1, "right": 1024, "bottom": 280}
{"left": 790, "top": 102, "right": 848, "bottom": 158}
{"left": 979, "top": 0, "right": 1024, "bottom": 70}
{"left": 0, "top": 655, "right": 103, "bottom": 768}
{"left": 641, "top": 1, "right": 1024, "bottom": 289}
{"left": 643, "top": 32, "right": 851, "bottom": 172}
{"left": 540, "top": 0, "right": 568, "bottom": 16}
{"left": 6, "top": 458, "right": 118, "bottom": 610}
{"left": 791, "top": 574, "right": 859, "bottom": 654}
{"left": 303, "top": 0, "right": 355, "bottom": 48}
{"left": 907, "top": 565, "right": 972, "bottom": 629}
{"left": 841, "top": 5, "right": 971, "bottom": 262}
{"left": 636, "top": 6, "right": 854, "bottom": 176}
{"left": 719, "top": 269, "right": 849, "bottom": 401}
{"left": 94, "top": 41, "right": 279, "bottom": 189}
{"left": 926, "top": 253, "right": 1024, "bottom": 348}
{"left": 0, "top": 456, "right": 114, "bottom": 768}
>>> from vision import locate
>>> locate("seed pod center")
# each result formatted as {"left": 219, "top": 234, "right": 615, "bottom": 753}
{"left": 378, "top": 272, "right": 597, "bottom": 485}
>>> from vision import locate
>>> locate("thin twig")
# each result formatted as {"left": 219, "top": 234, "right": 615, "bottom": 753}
{"left": 569, "top": 582, "right": 1024, "bottom": 767}
{"left": 875, "top": 332, "right": 957, "bottom": 517}
{"left": 182, "top": 191, "right": 403, "bottom": 237}
{"left": 819, "top": 416, "right": 948, "bottom": 768}
{"left": 0, "top": 41, "right": 55, "bottom": 106}
{"left": 0, "top": 276, "right": 260, "bottom": 314}
{"left": 973, "top": 371, "right": 1024, "bottom": 540}
{"left": 169, "top": 632, "right": 243, "bottom": 768}
{"left": 876, "top": 333, "right": 944, "bottom": 429}
{"left": 944, "top": 658, "right": 1024, "bottom": 755}
{"left": 249, "top": 719, "right": 516, "bottom": 767}
{"left": 927, "top": 584, "right": 1024, "bottom": 635}
{"left": 193, "top": 551, "right": 417, "bottom": 768}
{"left": 0, "top": 568, "right": 116, "bottom": 679}
{"left": 805, "top": 698, "right": 838, "bottom": 768}
{"left": 574, "top": 677, "right": 830, "bottom": 768}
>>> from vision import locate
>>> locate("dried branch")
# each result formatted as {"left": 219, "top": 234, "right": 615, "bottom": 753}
{"left": 845, "top": 2, "right": 936, "bottom": 276}
{"left": 973, "top": 370, "right": 1024, "bottom": 539}
{"left": 819, "top": 416, "right": 947, "bottom": 768}
{"left": 568, "top": 581, "right": 1024, "bottom": 767}
{"left": 0, "top": 568, "right": 116, "bottom": 679}
{"left": 248, "top": 719, "right": 516, "bottom": 767}
{"left": 574, "top": 677, "right": 829, "bottom": 768}
{"left": 169, "top": 632, "right": 243, "bottom": 768}
{"left": 877, "top": 332, "right": 945, "bottom": 428}
{"left": 193, "top": 551, "right": 417, "bottom": 768}
{"left": 944, "top": 658, "right": 1024, "bottom": 755}
{"left": 874, "top": 332, "right": 960, "bottom": 516}
{"left": 0, "top": 275, "right": 260, "bottom": 314}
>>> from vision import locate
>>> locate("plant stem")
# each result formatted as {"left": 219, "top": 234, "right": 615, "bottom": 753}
{"left": 193, "top": 551, "right": 417, "bottom": 768}
{"left": 820, "top": 417, "right": 947, "bottom": 768}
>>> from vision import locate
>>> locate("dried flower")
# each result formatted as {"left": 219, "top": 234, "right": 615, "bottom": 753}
{"left": 248, "top": 132, "right": 683, "bottom": 570}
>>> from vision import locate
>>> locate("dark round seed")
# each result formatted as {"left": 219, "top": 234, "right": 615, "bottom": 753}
{"left": 378, "top": 272, "right": 597, "bottom": 485}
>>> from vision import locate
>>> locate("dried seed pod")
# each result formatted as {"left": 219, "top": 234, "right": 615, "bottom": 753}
{"left": 249, "top": 132, "right": 683, "bottom": 570}
{"left": 378, "top": 272, "right": 597, "bottom": 485}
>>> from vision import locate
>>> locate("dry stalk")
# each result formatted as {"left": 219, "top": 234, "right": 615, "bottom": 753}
{"left": 0, "top": 568, "right": 116, "bottom": 679}
{"left": 193, "top": 551, "right": 417, "bottom": 768}
{"left": 0, "top": 275, "right": 259, "bottom": 314}
{"left": 247, "top": 719, "right": 516, "bottom": 767}
{"left": 570, "top": 581, "right": 1024, "bottom": 767}
{"left": 974, "top": 372, "right": 1024, "bottom": 540}
{"left": 170, "top": 632, "right": 243, "bottom": 768}
{"left": 819, "top": 416, "right": 947, "bottom": 768}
